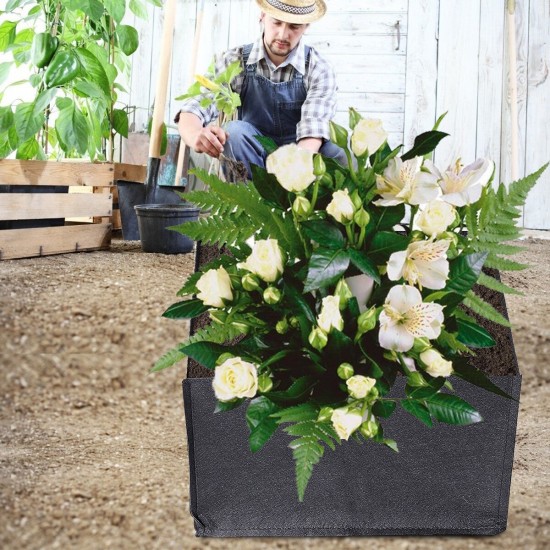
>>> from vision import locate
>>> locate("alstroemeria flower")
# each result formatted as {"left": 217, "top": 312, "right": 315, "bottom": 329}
{"left": 266, "top": 143, "right": 316, "bottom": 193}
{"left": 387, "top": 239, "right": 450, "bottom": 290}
{"left": 429, "top": 158, "right": 494, "bottom": 206}
{"left": 379, "top": 285, "right": 445, "bottom": 352}
{"left": 374, "top": 157, "right": 440, "bottom": 206}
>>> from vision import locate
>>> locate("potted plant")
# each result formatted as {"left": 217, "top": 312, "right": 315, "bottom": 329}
{"left": 0, "top": 0, "right": 156, "bottom": 256}
{"left": 155, "top": 108, "right": 546, "bottom": 536}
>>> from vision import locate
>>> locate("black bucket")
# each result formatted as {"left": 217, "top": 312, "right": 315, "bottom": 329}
{"left": 134, "top": 203, "right": 200, "bottom": 254}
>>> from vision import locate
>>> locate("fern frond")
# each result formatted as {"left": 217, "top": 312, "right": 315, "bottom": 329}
{"left": 463, "top": 290, "right": 511, "bottom": 327}
{"left": 477, "top": 271, "right": 523, "bottom": 295}
{"left": 174, "top": 213, "right": 256, "bottom": 247}
{"left": 184, "top": 189, "right": 237, "bottom": 217}
{"left": 290, "top": 435, "right": 325, "bottom": 502}
{"left": 186, "top": 319, "right": 248, "bottom": 345}
{"left": 284, "top": 420, "right": 339, "bottom": 450}
{"left": 473, "top": 240, "right": 524, "bottom": 255}
{"left": 484, "top": 254, "right": 529, "bottom": 271}
{"left": 150, "top": 346, "right": 187, "bottom": 372}
{"left": 271, "top": 402, "right": 319, "bottom": 423}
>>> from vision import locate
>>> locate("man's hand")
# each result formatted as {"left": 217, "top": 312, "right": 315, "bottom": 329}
{"left": 297, "top": 137, "right": 323, "bottom": 153}
{"left": 177, "top": 112, "right": 228, "bottom": 158}
{"left": 191, "top": 126, "right": 228, "bottom": 158}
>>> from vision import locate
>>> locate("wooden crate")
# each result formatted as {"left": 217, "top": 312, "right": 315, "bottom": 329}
{"left": 0, "top": 160, "right": 146, "bottom": 260}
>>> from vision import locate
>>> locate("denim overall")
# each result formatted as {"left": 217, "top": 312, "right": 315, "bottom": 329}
{"left": 223, "top": 43, "right": 346, "bottom": 178}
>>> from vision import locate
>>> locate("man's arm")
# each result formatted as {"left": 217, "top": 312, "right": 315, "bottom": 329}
{"left": 297, "top": 137, "right": 323, "bottom": 153}
{"left": 178, "top": 113, "right": 227, "bottom": 158}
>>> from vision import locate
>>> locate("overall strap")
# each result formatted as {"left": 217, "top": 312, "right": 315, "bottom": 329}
{"left": 242, "top": 43, "right": 255, "bottom": 75}
{"left": 293, "top": 45, "right": 311, "bottom": 82}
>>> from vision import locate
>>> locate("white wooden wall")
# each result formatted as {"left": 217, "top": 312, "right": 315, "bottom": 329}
{"left": 125, "top": 0, "right": 550, "bottom": 229}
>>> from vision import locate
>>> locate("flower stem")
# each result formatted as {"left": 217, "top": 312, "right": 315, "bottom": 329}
{"left": 308, "top": 177, "right": 321, "bottom": 216}
{"left": 397, "top": 352, "right": 412, "bottom": 376}
{"left": 357, "top": 225, "right": 366, "bottom": 249}
{"left": 345, "top": 148, "right": 359, "bottom": 184}
{"left": 345, "top": 224, "right": 356, "bottom": 246}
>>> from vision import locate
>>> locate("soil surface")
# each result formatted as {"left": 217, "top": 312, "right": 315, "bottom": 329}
{"left": 1, "top": 235, "right": 549, "bottom": 549}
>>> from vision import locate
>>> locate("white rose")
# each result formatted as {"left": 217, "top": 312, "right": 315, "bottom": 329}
{"left": 239, "top": 239, "right": 284, "bottom": 282}
{"left": 331, "top": 407, "right": 363, "bottom": 440}
{"left": 327, "top": 189, "right": 355, "bottom": 224}
{"left": 266, "top": 143, "right": 316, "bottom": 192}
{"left": 351, "top": 118, "right": 388, "bottom": 157}
{"left": 420, "top": 348, "right": 453, "bottom": 378}
{"left": 415, "top": 200, "right": 457, "bottom": 237}
{"left": 195, "top": 267, "right": 233, "bottom": 308}
{"left": 346, "top": 375, "right": 376, "bottom": 399}
{"left": 317, "top": 295, "right": 344, "bottom": 333}
{"left": 212, "top": 357, "right": 258, "bottom": 402}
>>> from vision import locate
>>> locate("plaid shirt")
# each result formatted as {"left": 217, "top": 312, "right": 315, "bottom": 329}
{"left": 176, "top": 36, "right": 337, "bottom": 142}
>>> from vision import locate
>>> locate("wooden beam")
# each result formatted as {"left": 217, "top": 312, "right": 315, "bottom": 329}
{"left": 0, "top": 193, "right": 112, "bottom": 220}
{"left": 0, "top": 160, "right": 146, "bottom": 187}
{"left": 0, "top": 224, "right": 111, "bottom": 260}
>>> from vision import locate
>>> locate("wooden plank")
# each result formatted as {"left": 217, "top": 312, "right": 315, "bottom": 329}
{"left": 112, "top": 208, "right": 122, "bottom": 230}
{"left": 329, "top": 0, "right": 408, "bottom": 12}
{"left": 311, "top": 13, "right": 408, "bottom": 36}
{"left": 500, "top": 0, "right": 529, "bottom": 191}
{"left": 308, "top": 34, "right": 407, "bottom": 56}
{"left": 113, "top": 162, "right": 147, "bottom": 183}
{"left": 338, "top": 92, "right": 404, "bottom": 114}
{"left": 0, "top": 224, "right": 111, "bottom": 260}
{"left": 434, "top": 0, "right": 481, "bottom": 168}
{"left": 476, "top": 1, "right": 505, "bottom": 188}
{"left": 333, "top": 111, "right": 403, "bottom": 133}
{"left": 0, "top": 160, "right": 115, "bottom": 186}
{"left": 403, "top": 0, "right": 439, "bottom": 150}
{"left": 0, "top": 193, "right": 112, "bottom": 221}
{"left": 336, "top": 72, "right": 405, "bottom": 94}
{"left": 523, "top": 0, "right": 550, "bottom": 229}
{"left": 323, "top": 53, "right": 406, "bottom": 74}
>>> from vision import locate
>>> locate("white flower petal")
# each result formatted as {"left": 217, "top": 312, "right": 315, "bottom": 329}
{"left": 387, "top": 250, "right": 407, "bottom": 281}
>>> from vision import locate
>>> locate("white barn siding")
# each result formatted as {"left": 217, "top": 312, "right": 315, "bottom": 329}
{"left": 127, "top": 0, "right": 550, "bottom": 229}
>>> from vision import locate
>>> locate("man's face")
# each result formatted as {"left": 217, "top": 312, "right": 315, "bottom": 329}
{"left": 261, "top": 14, "right": 309, "bottom": 60}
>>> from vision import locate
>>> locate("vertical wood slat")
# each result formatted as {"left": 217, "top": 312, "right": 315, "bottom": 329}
{"left": 403, "top": 0, "right": 439, "bottom": 150}
{"left": 523, "top": 0, "right": 550, "bottom": 229}
{"left": 435, "top": 0, "right": 481, "bottom": 168}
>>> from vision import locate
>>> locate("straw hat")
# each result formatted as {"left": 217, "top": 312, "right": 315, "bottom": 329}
{"left": 256, "top": 0, "right": 327, "bottom": 24}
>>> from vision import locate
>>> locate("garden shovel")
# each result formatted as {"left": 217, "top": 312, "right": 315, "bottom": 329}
{"left": 117, "top": 0, "right": 182, "bottom": 240}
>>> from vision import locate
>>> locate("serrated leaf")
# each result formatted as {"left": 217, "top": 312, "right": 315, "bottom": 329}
{"left": 301, "top": 220, "right": 345, "bottom": 249}
{"left": 452, "top": 360, "right": 516, "bottom": 400}
{"left": 456, "top": 318, "right": 496, "bottom": 348}
{"left": 484, "top": 254, "right": 529, "bottom": 271}
{"left": 367, "top": 231, "right": 408, "bottom": 265}
{"left": 162, "top": 298, "right": 209, "bottom": 319}
{"left": 271, "top": 402, "right": 319, "bottom": 423}
{"left": 372, "top": 399, "right": 396, "bottom": 418}
{"left": 444, "top": 252, "right": 487, "bottom": 295}
{"left": 178, "top": 341, "right": 231, "bottom": 370}
{"left": 476, "top": 271, "right": 522, "bottom": 295}
{"left": 247, "top": 396, "right": 280, "bottom": 452}
{"left": 266, "top": 376, "right": 317, "bottom": 405}
{"left": 348, "top": 248, "right": 381, "bottom": 283}
{"left": 150, "top": 346, "right": 186, "bottom": 372}
{"left": 250, "top": 163, "right": 287, "bottom": 208}
{"left": 291, "top": 436, "right": 324, "bottom": 502}
{"left": 426, "top": 393, "right": 482, "bottom": 425}
{"left": 463, "top": 291, "right": 512, "bottom": 327}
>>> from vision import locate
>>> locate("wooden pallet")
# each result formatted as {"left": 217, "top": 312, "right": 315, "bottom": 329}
{"left": 0, "top": 159, "right": 146, "bottom": 260}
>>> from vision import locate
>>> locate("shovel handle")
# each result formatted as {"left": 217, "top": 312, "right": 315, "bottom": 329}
{"left": 149, "top": 0, "right": 177, "bottom": 159}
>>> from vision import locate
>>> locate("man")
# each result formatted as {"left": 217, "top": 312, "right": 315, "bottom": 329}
{"left": 176, "top": 0, "right": 346, "bottom": 179}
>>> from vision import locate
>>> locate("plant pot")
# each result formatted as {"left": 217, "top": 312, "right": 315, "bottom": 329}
{"left": 180, "top": 243, "right": 523, "bottom": 537}
{"left": 135, "top": 203, "right": 199, "bottom": 254}
{"left": 183, "top": 374, "right": 520, "bottom": 537}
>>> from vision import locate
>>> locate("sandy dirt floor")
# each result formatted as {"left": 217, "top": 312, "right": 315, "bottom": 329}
{"left": 1, "top": 235, "right": 549, "bottom": 550}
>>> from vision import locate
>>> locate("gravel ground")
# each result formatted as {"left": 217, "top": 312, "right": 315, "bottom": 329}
{"left": 0, "top": 236, "right": 549, "bottom": 549}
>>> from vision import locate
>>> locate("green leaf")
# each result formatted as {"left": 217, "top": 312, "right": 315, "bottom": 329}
{"left": 162, "top": 298, "right": 209, "bottom": 319}
{"left": 0, "top": 106, "right": 14, "bottom": 133}
{"left": 456, "top": 318, "right": 496, "bottom": 348}
{"left": 366, "top": 204, "right": 405, "bottom": 235}
{"left": 15, "top": 137, "right": 39, "bottom": 159}
{"left": 266, "top": 376, "right": 317, "bottom": 405}
{"left": 14, "top": 101, "right": 43, "bottom": 142}
{"left": 382, "top": 438, "right": 399, "bottom": 452}
{"left": 348, "top": 248, "right": 381, "bottom": 283}
{"left": 75, "top": 47, "right": 111, "bottom": 99}
{"left": 112, "top": 108, "right": 129, "bottom": 138}
{"left": 214, "top": 398, "right": 245, "bottom": 412}
{"left": 55, "top": 100, "right": 88, "bottom": 155}
{"left": 400, "top": 399, "right": 433, "bottom": 427}
{"left": 372, "top": 399, "right": 396, "bottom": 418}
{"left": 406, "top": 376, "right": 446, "bottom": 399}
{"left": 271, "top": 402, "right": 319, "bottom": 423}
{"left": 33, "top": 88, "right": 57, "bottom": 115}
{"left": 247, "top": 396, "right": 281, "bottom": 452}
{"left": 250, "top": 163, "right": 287, "bottom": 208}
{"left": 484, "top": 254, "right": 529, "bottom": 272}
{"left": 64, "top": 0, "right": 105, "bottom": 21}
{"left": 284, "top": 420, "right": 338, "bottom": 451}
{"left": 115, "top": 24, "right": 139, "bottom": 56}
{"left": 0, "top": 21, "right": 17, "bottom": 52}
{"left": 426, "top": 393, "right": 483, "bottom": 425}
{"left": 477, "top": 271, "right": 522, "bottom": 295}
{"left": 463, "top": 290, "right": 512, "bottom": 327}
{"left": 444, "top": 252, "right": 487, "bottom": 295}
{"left": 178, "top": 341, "right": 231, "bottom": 370}
{"left": 282, "top": 280, "right": 316, "bottom": 323}
{"left": 367, "top": 231, "right": 408, "bottom": 265}
{"left": 129, "top": 0, "right": 149, "bottom": 18}
{"left": 301, "top": 220, "right": 345, "bottom": 249}
{"left": 254, "top": 135, "right": 278, "bottom": 155}
{"left": 290, "top": 436, "right": 324, "bottom": 502}
{"left": 304, "top": 248, "right": 350, "bottom": 292}
{"left": 73, "top": 80, "right": 105, "bottom": 99}
{"left": 401, "top": 130, "right": 449, "bottom": 161}
{"left": 0, "top": 62, "right": 11, "bottom": 87}
{"left": 104, "top": 0, "right": 126, "bottom": 22}
{"left": 150, "top": 346, "right": 186, "bottom": 372}
{"left": 452, "top": 360, "right": 516, "bottom": 400}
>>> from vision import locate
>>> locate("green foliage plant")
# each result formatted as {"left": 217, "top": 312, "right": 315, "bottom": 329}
{"left": 0, "top": 0, "right": 161, "bottom": 161}
{"left": 156, "top": 107, "right": 547, "bottom": 501}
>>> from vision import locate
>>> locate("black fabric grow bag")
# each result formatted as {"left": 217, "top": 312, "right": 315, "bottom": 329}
{"left": 182, "top": 243, "right": 522, "bottom": 537}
